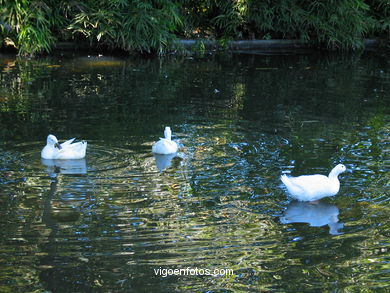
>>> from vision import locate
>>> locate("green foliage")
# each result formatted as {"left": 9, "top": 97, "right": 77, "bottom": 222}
{"left": 367, "top": 0, "right": 390, "bottom": 36}
{"left": 68, "top": 0, "right": 182, "bottom": 54}
{"left": 0, "top": 0, "right": 182, "bottom": 55}
{"left": 302, "top": 0, "right": 372, "bottom": 49}
{"left": 0, "top": 0, "right": 61, "bottom": 55}
{"left": 181, "top": 0, "right": 374, "bottom": 49}
{"left": 1, "top": 0, "right": 390, "bottom": 55}
{"left": 192, "top": 40, "right": 206, "bottom": 56}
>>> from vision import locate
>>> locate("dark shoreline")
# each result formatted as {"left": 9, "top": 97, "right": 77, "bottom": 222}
{"left": 0, "top": 38, "right": 382, "bottom": 56}
{"left": 54, "top": 38, "right": 380, "bottom": 52}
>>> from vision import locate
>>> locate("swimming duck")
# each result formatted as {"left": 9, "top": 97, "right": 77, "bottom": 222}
{"left": 281, "top": 164, "right": 347, "bottom": 202}
{"left": 41, "top": 134, "right": 87, "bottom": 160}
{"left": 152, "top": 127, "right": 178, "bottom": 155}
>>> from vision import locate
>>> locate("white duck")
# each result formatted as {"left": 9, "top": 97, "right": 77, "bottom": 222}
{"left": 41, "top": 134, "right": 87, "bottom": 160}
{"left": 152, "top": 126, "right": 178, "bottom": 155}
{"left": 281, "top": 164, "right": 347, "bottom": 202}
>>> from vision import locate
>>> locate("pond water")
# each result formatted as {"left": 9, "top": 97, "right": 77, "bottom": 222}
{"left": 0, "top": 50, "right": 389, "bottom": 292}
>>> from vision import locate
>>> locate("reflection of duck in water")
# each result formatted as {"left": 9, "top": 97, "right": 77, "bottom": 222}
{"left": 280, "top": 201, "right": 344, "bottom": 235}
{"left": 153, "top": 153, "right": 176, "bottom": 172}
{"left": 153, "top": 153, "right": 183, "bottom": 172}
{"left": 41, "top": 158, "right": 87, "bottom": 179}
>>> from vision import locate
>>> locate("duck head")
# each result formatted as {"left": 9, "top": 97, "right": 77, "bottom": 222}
{"left": 47, "top": 134, "right": 62, "bottom": 149}
{"left": 164, "top": 127, "right": 172, "bottom": 141}
{"left": 329, "top": 164, "right": 347, "bottom": 178}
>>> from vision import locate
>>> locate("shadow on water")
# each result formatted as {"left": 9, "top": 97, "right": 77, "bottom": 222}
{"left": 0, "top": 51, "right": 389, "bottom": 292}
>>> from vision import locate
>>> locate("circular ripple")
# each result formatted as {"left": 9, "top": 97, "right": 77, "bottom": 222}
{"left": 86, "top": 142, "right": 135, "bottom": 175}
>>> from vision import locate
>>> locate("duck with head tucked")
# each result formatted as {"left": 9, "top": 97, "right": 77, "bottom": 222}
{"left": 152, "top": 126, "right": 178, "bottom": 155}
{"left": 41, "top": 134, "right": 87, "bottom": 160}
{"left": 281, "top": 164, "right": 347, "bottom": 202}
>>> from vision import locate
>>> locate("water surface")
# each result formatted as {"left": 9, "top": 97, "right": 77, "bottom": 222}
{"left": 0, "top": 51, "right": 389, "bottom": 292}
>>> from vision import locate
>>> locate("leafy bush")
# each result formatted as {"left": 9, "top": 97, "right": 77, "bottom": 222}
{"left": 0, "top": 0, "right": 182, "bottom": 55}
{"left": 68, "top": 0, "right": 182, "bottom": 54}
{"left": 0, "top": 0, "right": 61, "bottom": 56}
{"left": 181, "top": 0, "right": 374, "bottom": 49}
{"left": 367, "top": 0, "right": 390, "bottom": 37}
{"left": 0, "top": 0, "right": 390, "bottom": 55}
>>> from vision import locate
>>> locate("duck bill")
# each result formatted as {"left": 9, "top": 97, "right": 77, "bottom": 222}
{"left": 55, "top": 143, "right": 62, "bottom": 150}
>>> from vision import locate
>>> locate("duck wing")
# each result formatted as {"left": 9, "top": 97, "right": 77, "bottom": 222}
{"left": 66, "top": 141, "right": 86, "bottom": 151}
{"left": 61, "top": 138, "right": 76, "bottom": 147}
{"left": 289, "top": 174, "right": 331, "bottom": 195}
{"left": 56, "top": 141, "right": 87, "bottom": 159}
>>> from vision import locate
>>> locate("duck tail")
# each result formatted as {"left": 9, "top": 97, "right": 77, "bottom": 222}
{"left": 280, "top": 174, "right": 290, "bottom": 186}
